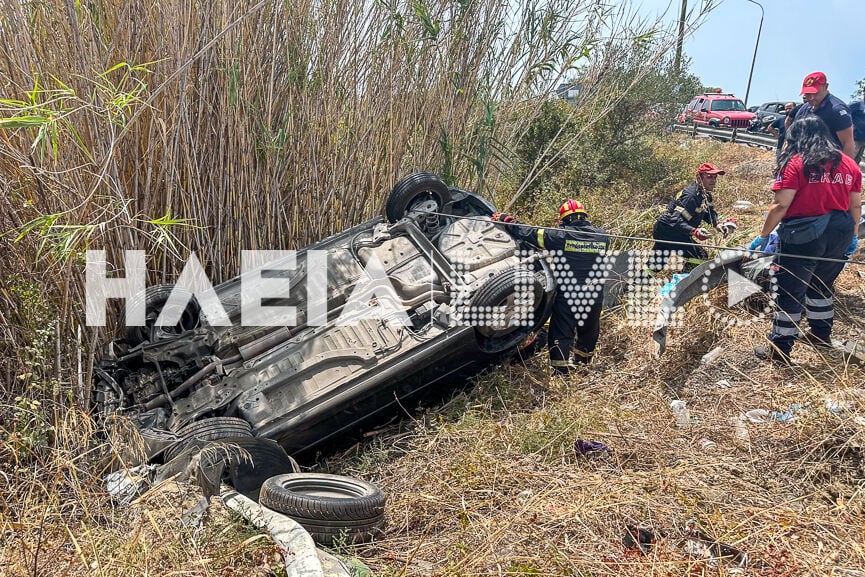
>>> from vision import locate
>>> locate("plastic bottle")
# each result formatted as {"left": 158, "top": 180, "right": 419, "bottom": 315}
{"left": 670, "top": 400, "right": 690, "bottom": 427}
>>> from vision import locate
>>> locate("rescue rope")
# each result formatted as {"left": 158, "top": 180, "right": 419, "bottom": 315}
{"left": 426, "top": 212, "right": 865, "bottom": 268}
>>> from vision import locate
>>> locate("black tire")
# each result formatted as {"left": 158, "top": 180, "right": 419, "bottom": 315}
{"left": 385, "top": 172, "right": 451, "bottom": 223}
{"left": 260, "top": 473, "right": 386, "bottom": 546}
{"left": 299, "top": 516, "right": 386, "bottom": 546}
{"left": 197, "top": 436, "right": 299, "bottom": 501}
{"left": 468, "top": 268, "right": 545, "bottom": 353}
{"left": 163, "top": 417, "right": 253, "bottom": 462}
{"left": 124, "top": 284, "right": 201, "bottom": 347}
{"left": 260, "top": 473, "right": 385, "bottom": 521}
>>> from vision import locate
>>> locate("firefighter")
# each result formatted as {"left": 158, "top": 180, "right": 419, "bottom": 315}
{"left": 491, "top": 200, "right": 610, "bottom": 374}
{"left": 649, "top": 163, "right": 737, "bottom": 273}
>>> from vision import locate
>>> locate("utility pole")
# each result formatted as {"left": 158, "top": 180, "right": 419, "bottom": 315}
{"left": 674, "top": 0, "right": 687, "bottom": 73}
{"left": 742, "top": 0, "right": 764, "bottom": 108}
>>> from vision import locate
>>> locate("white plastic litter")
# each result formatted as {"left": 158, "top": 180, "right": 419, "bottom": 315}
{"left": 104, "top": 465, "right": 156, "bottom": 505}
{"left": 700, "top": 346, "right": 724, "bottom": 365}
{"left": 670, "top": 400, "right": 691, "bottom": 428}
{"left": 744, "top": 409, "right": 771, "bottom": 423}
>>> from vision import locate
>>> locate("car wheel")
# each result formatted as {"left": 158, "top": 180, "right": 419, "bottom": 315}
{"left": 124, "top": 284, "right": 201, "bottom": 347}
{"left": 259, "top": 473, "right": 386, "bottom": 546}
{"left": 196, "top": 436, "right": 299, "bottom": 501}
{"left": 163, "top": 417, "right": 254, "bottom": 462}
{"left": 469, "top": 268, "right": 545, "bottom": 353}
{"left": 385, "top": 172, "right": 451, "bottom": 227}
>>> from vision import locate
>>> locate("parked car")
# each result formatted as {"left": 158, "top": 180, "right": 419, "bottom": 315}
{"left": 748, "top": 101, "right": 791, "bottom": 133}
{"left": 95, "top": 172, "right": 557, "bottom": 460}
{"left": 681, "top": 92, "right": 756, "bottom": 129}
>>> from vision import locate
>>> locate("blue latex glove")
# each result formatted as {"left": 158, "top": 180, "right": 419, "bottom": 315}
{"left": 845, "top": 236, "right": 859, "bottom": 257}
{"left": 748, "top": 236, "right": 769, "bottom": 252}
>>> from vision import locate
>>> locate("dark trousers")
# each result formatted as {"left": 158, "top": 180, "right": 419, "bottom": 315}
{"left": 649, "top": 222, "right": 707, "bottom": 273}
{"left": 769, "top": 210, "right": 853, "bottom": 354}
{"left": 548, "top": 290, "right": 603, "bottom": 373}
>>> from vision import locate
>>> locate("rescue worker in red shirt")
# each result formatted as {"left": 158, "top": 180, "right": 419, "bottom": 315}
{"left": 749, "top": 116, "right": 862, "bottom": 363}
{"left": 491, "top": 200, "right": 610, "bottom": 374}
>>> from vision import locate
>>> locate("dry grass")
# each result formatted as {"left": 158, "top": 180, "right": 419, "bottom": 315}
{"left": 324, "top": 139, "right": 865, "bottom": 576}
{"left": 2, "top": 136, "right": 863, "bottom": 576}
{"left": 3, "top": 1, "right": 862, "bottom": 571}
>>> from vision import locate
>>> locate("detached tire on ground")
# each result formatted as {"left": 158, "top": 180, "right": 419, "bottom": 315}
{"left": 259, "top": 473, "right": 386, "bottom": 546}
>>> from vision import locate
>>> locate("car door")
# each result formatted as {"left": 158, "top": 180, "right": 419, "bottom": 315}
{"left": 682, "top": 97, "right": 699, "bottom": 122}
{"left": 694, "top": 98, "right": 710, "bottom": 124}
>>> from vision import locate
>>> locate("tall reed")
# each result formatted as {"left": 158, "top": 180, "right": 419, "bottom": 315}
{"left": 0, "top": 0, "right": 709, "bottom": 409}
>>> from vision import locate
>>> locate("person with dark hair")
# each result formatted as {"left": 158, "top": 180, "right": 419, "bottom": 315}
{"left": 850, "top": 92, "right": 865, "bottom": 164}
{"left": 491, "top": 200, "right": 610, "bottom": 374}
{"left": 648, "top": 163, "right": 737, "bottom": 273}
{"left": 749, "top": 116, "right": 862, "bottom": 364}
{"left": 768, "top": 102, "right": 796, "bottom": 162}
{"left": 793, "top": 71, "right": 855, "bottom": 158}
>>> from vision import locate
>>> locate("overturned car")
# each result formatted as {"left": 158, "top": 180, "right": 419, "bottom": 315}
{"left": 95, "top": 172, "right": 558, "bottom": 461}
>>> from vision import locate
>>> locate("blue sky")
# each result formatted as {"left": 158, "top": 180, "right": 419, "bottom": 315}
{"left": 633, "top": 0, "right": 863, "bottom": 106}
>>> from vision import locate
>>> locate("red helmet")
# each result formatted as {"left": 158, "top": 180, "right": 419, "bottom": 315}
{"left": 559, "top": 199, "right": 587, "bottom": 219}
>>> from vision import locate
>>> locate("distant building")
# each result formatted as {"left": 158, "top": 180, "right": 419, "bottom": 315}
{"left": 555, "top": 82, "right": 581, "bottom": 106}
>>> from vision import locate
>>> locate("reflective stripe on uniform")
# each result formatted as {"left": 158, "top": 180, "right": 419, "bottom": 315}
{"left": 805, "top": 297, "right": 834, "bottom": 320}
{"left": 573, "top": 349, "right": 592, "bottom": 358}
{"left": 674, "top": 205, "right": 693, "bottom": 220}
{"left": 772, "top": 310, "right": 802, "bottom": 336}
{"left": 550, "top": 359, "right": 570, "bottom": 367}
{"left": 537, "top": 228, "right": 546, "bottom": 249}
{"left": 805, "top": 297, "right": 832, "bottom": 308}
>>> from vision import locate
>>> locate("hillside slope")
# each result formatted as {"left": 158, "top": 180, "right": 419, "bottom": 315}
{"left": 2, "top": 139, "right": 863, "bottom": 576}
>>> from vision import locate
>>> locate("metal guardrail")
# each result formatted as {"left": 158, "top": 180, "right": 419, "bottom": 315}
{"left": 671, "top": 123, "right": 865, "bottom": 171}
{"left": 671, "top": 123, "right": 777, "bottom": 149}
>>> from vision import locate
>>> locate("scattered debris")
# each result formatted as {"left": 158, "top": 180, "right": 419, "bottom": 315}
{"left": 730, "top": 417, "right": 750, "bottom": 441}
{"left": 841, "top": 340, "right": 865, "bottom": 364}
{"left": 715, "top": 379, "right": 732, "bottom": 388}
{"left": 697, "top": 438, "right": 717, "bottom": 450}
{"left": 701, "top": 346, "right": 724, "bottom": 365}
{"left": 104, "top": 465, "right": 156, "bottom": 505}
{"left": 770, "top": 404, "right": 804, "bottom": 423}
{"left": 670, "top": 400, "right": 691, "bottom": 428}
{"left": 681, "top": 519, "right": 748, "bottom": 567}
{"left": 743, "top": 405, "right": 806, "bottom": 424}
{"left": 659, "top": 273, "right": 690, "bottom": 297}
{"left": 574, "top": 439, "right": 612, "bottom": 458}
{"left": 180, "top": 496, "right": 211, "bottom": 527}
{"left": 623, "top": 524, "right": 657, "bottom": 554}
{"left": 732, "top": 200, "right": 755, "bottom": 212}
{"left": 744, "top": 409, "right": 771, "bottom": 423}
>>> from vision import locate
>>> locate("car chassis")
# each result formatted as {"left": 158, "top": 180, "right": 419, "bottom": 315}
{"left": 95, "top": 172, "right": 557, "bottom": 460}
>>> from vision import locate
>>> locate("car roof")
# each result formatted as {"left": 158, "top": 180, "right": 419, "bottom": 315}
{"left": 696, "top": 93, "right": 742, "bottom": 100}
